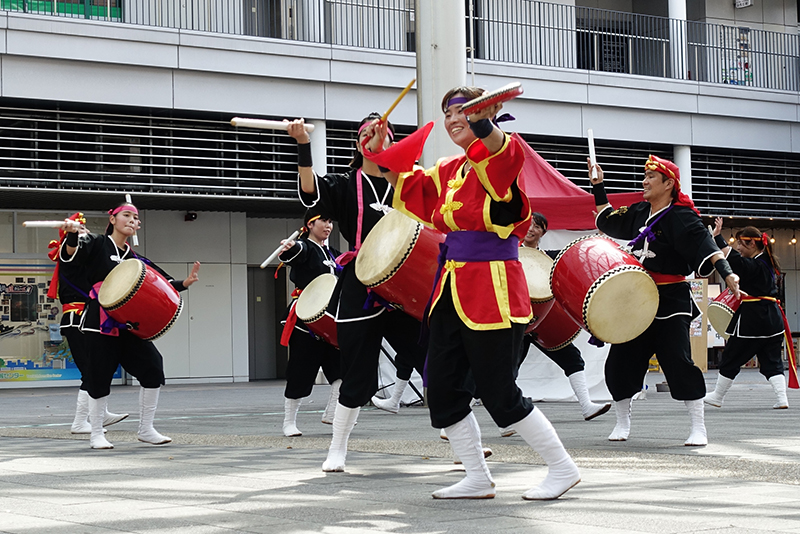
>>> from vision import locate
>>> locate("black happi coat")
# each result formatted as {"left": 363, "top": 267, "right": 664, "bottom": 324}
{"left": 596, "top": 202, "right": 720, "bottom": 319}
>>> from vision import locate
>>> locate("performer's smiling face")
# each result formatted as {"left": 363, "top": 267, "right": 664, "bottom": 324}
{"left": 444, "top": 95, "right": 476, "bottom": 150}
{"left": 524, "top": 220, "right": 545, "bottom": 247}
{"left": 642, "top": 170, "right": 674, "bottom": 203}
{"left": 308, "top": 218, "right": 333, "bottom": 243}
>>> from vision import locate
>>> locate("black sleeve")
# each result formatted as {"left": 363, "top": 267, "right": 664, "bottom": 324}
{"left": 663, "top": 208, "right": 719, "bottom": 274}
{"left": 278, "top": 241, "right": 309, "bottom": 265}
{"left": 299, "top": 172, "right": 349, "bottom": 225}
{"left": 595, "top": 204, "right": 641, "bottom": 240}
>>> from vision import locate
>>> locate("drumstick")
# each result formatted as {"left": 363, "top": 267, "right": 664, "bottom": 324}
{"left": 260, "top": 230, "right": 301, "bottom": 269}
{"left": 587, "top": 129, "right": 598, "bottom": 181}
{"left": 230, "top": 118, "right": 315, "bottom": 132}
{"left": 125, "top": 194, "right": 139, "bottom": 247}
{"left": 22, "top": 221, "right": 67, "bottom": 228}
{"left": 381, "top": 78, "right": 416, "bottom": 123}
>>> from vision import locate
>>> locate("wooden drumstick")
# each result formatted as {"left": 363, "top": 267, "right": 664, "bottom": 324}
{"left": 125, "top": 194, "right": 139, "bottom": 247}
{"left": 587, "top": 129, "right": 598, "bottom": 181}
{"left": 22, "top": 221, "right": 67, "bottom": 228}
{"left": 260, "top": 230, "right": 301, "bottom": 269}
{"left": 231, "top": 118, "right": 315, "bottom": 132}
{"left": 381, "top": 78, "right": 416, "bottom": 123}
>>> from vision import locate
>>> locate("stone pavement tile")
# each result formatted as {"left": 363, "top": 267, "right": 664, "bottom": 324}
{"left": 0, "top": 512, "right": 126, "bottom": 534}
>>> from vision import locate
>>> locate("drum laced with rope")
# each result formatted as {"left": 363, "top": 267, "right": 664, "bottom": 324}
{"left": 294, "top": 273, "right": 339, "bottom": 348}
{"left": 707, "top": 288, "right": 741, "bottom": 341}
{"left": 97, "top": 259, "right": 183, "bottom": 341}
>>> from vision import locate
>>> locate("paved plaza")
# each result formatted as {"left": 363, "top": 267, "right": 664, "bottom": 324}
{"left": 1, "top": 370, "right": 799, "bottom": 534}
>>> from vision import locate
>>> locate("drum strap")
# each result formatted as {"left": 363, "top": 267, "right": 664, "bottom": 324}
{"left": 741, "top": 296, "right": 798, "bottom": 389}
{"left": 647, "top": 272, "right": 686, "bottom": 285}
{"left": 336, "top": 169, "right": 367, "bottom": 267}
{"left": 89, "top": 282, "right": 125, "bottom": 337}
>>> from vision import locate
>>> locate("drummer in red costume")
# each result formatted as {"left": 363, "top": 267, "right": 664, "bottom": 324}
{"left": 590, "top": 155, "right": 740, "bottom": 446}
{"left": 60, "top": 202, "right": 201, "bottom": 449}
{"left": 366, "top": 86, "right": 580, "bottom": 501}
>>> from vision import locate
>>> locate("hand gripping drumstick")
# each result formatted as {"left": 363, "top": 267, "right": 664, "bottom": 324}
{"left": 587, "top": 129, "right": 598, "bottom": 181}
{"left": 230, "top": 118, "right": 315, "bottom": 133}
{"left": 260, "top": 229, "right": 301, "bottom": 269}
{"left": 459, "top": 82, "right": 524, "bottom": 115}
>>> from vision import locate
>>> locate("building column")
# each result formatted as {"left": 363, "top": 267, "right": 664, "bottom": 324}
{"left": 674, "top": 145, "right": 692, "bottom": 197}
{"left": 668, "top": 0, "right": 688, "bottom": 80}
{"left": 309, "top": 120, "right": 327, "bottom": 177}
{"left": 416, "top": 0, "right": 466, "bottom": 167}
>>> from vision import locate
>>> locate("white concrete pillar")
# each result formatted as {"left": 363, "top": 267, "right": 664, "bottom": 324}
{"left": 416, "top": 0, "right": 467, "bottom": 167}
{"left": 309, "top": 119, "right": 327, "bottom": 177}
{"left": 668, "top": 0, "right": 688, "bottom": 80}
{"left": 674, "top": 145, "right": 692, "bottom": 197}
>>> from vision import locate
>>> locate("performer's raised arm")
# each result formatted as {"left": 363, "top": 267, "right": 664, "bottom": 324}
{"left": 286, "top": 119, "right": 316, "bottom": 195}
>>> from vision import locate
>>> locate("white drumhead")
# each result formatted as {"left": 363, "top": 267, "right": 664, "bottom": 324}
{"left": 295, "top": 274, "right": 338, "bottom": 322}
{"left": 356, "top": 209, "right": 419, "bottom": 286}
{"left": 98, "top": 259, "right": 145, "bottom": 308}
{"left": 518, "top": 248, "right": 553, "bottom": 302}
{"left": 584, "top": 267, "right": 659, "bottom": 344}
{"left": 707, "top": 302, "right": 733, "bottom": 340}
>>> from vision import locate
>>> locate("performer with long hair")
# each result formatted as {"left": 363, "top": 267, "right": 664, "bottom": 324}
{"left": 276, "top": 207, "right": 343, "bottom": 436}
{"left": 590, "top": 156, "right": 739, "bottom": 446}
{"left": 286, "top": 113, "right": 427, "bottom": 472}
{"left": 705, "top": 219, "right": 794, "bottom": 409}
{"left": 60, "top": 201, "right": 200, "bottom": 449}
{"left": 365, "top": 86, "right": 580, "bottom": 501}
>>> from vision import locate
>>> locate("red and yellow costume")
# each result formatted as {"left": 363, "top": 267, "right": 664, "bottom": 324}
{"left": 393, "top": 134, "right": 532, "bottom": 330}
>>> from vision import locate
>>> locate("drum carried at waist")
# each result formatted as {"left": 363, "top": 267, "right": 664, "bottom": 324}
{"left": 97, "top": 258, "right": 183, "bottom": 341}
{"left": 295, "top": 273, "right": 339, "bottom": 347}
{"left": 518, "top": 247, "right": 555, "bottom": 331}
{"left": 527, "top": 298, "right": 581, "bottom": 351}
{"left": 707, "top": 288, "right": 741, "bottom": 340}
{"left": 355, "top": 209, "right": 445, "bottom": 321}
{"left": 551, "top": 235, "right": 659, "bottom": 344}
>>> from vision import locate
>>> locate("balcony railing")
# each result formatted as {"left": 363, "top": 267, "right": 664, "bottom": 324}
{"left": 3, "top": 0, "right": 798, "bottom": 92}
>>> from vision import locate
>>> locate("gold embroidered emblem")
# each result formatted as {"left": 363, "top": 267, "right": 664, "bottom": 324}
{"left": 608, "top": 206, "right": 629, "bottom": 217}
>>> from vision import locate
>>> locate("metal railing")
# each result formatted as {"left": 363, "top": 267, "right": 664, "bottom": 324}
{"left": 3, "top": 0, "right": 798, "bottom": 91}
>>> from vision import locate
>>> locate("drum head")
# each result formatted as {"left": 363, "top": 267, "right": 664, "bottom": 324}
{"left": 295, "top": 274, "right": 338, "bottom": 322}
{"left": 356, "top": 210, "right": 421, "bottom": 286}
{"left": 518, "top": 248, "right": 554, "bottom": 302}
{"left": 98, "top": 259, "right": 146, "bottom": 309}
{"left": 584, "top": 267, "right": 659, "bottom": 344}
{"left": 707, "top": 302, "right": 733, "bottom": 340}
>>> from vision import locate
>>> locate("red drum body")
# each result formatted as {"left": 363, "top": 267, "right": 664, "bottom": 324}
{"left": 518, "top": 247, "right": 555, "bottom": 331}
{"left": 528, "top": 299, "right": 581, "bottom": 350}
{"left": 356, "top": 209, "right": 445, "bottom": 321}
{"left": 707, "top": 288, "right": 741, "bottom": 340}
{"left": 97, "top": 259, "right": 183, "bottom": 341}
{"left": 295, "top": 273, "right": 339, "bottom": 348}
{"left": 551, "top": 235, "right": 659, "bottom": 344}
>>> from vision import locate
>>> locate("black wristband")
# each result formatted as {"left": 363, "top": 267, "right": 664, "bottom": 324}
{"left": 298, "top": 143, "right": 312, "bottom": 167}
{"left": 65, "top": 231, "right": 79, "bottom": 247}
{"left": 592, "top": 182, "right": 608, "bottom": 205}
{"left": 714, "top": 234, "right": 728, "bottom": 249}
{"left": 714, "top": 258, "right": 734, "bottom": 279}
{"left": 468, "top": 118, "right": 494, "bottom": 139}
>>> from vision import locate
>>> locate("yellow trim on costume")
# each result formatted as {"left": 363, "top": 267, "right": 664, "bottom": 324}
{"left": 447, "top": 177, "right": 464, "bottom": 190}
{"left": 470, "top": 134, "right": 513, "bottom": 203}
{"left": 439, "top": 201, "right": 463, "bottom": 215}
{"left": 393, "top": 164, "right": 438, "bottom": 228}
{"left": 442, "top": 177, "right": 462, "bottom": 231}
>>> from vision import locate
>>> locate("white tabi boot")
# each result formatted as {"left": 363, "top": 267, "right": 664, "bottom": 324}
{"left": 321, "top": 379, "right": 342, "bottom": 424}
{"left": 371, "top": 378, "right": 408, "bottom": 414}
{"left": 568, "top": 371, "right": 611, "bottom": 420}
{"left": 499, "top": 426, "right": 517, "bottom": 437}
{"left": 608, "top": 398, "right": 632, "bottom": 441}
{"left": 283, "top": 398, "right": 302, "bottom": 436}
{"left": 769, "top": 374, "right": 789, "bottom": 409}
{"left": 703, "top": 375, "right": 734, "bottom": 408}
{"left": 88, "top": 395, "right": 113, "bottom": 449}
{"left": 71, "top": 389, "right": 92, "bottom": 434}
{"left": 514, "top": 409, "right": 580, "bottom": 500}
{"left": 103, "top": 405, "right": 129, "bottom": 427}
{"left": 684, "top": 399, "right": 708, "bottom": 446}
{"left": 432, "top": 412, "right": 495, "bottom": 499}
{"left": 137, "top": 387, "right": 171, "bottom": 445}
{"left": 322, "top": 404, "right": 359, "bottom": 472}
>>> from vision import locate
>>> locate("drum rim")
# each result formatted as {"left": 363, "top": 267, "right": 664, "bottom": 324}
{"left": 142, "top": 297, "right": 184, "bottom": 341}
{"left": 583, "top": 264, "right": 658, "bottom": 342}
{"left": 707, "top": 301, "right": 734, "bottom": 340}
{"left": 295, "top": 273, "right": 338, "bottom": 323}
{"left": 518, "top": 247, "right": 554, "bottom": 302}
{"left": 708, "top": 301, "right": 735, "bottom": 315}
{"left": 361, "top": 221, "right": 421, "bottom": 288}
{"left": 539, "top": 328, "right": 581, "bottom": 352}
{"left": 102, "top": 259, "right": 147, "bottom": 311}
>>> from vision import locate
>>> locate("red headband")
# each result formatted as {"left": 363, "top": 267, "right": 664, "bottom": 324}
{"left": 109, "top": 204, "right": 138, "bottom": 216}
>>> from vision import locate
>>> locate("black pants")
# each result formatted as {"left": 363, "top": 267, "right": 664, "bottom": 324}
{"left": 84, "top": 329, "right": 165, "bottom": 399}
{"left": 605, "top": 314, "right": 705, "bottom": 401}
{"left": 427, "top": 285, "right": 532, "bottom": 429}
{"left": 718, "top": 334, "right": 784, "bottom": 380}
{"left": 284, "top": 324, "right": 341, "bottom": 399}
{"left": 63, "top": 328, "right": 90, "bottom": 392}
{"left": 516, "top": 337, "right": 585, "bottom": 379}
{"left": 337, "top": 309, "right": 426, "bottom": 408}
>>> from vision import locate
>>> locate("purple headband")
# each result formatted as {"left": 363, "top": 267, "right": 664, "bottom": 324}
{"left": 357, "top": 122, "right": 394, "bottom": 141}
{"left": 446, "top": 96, "right": 469, "bottom": 109}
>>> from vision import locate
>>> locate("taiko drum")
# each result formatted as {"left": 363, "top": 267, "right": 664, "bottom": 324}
{"left": 295, "top": 273, "right": 339, "bottom": 348}
{"left": 706, "top": 288, "right": 741, "bottom": 340}
{"left": 518, "top": 247, "right": 556, "bottom": 332}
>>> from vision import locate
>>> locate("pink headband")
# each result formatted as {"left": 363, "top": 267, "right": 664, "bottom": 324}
{"left": 357, "top": 122, "right": 394, "bottom": 141}
{"left": 109, "top": 204, "right": 138, "bottom": 216}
